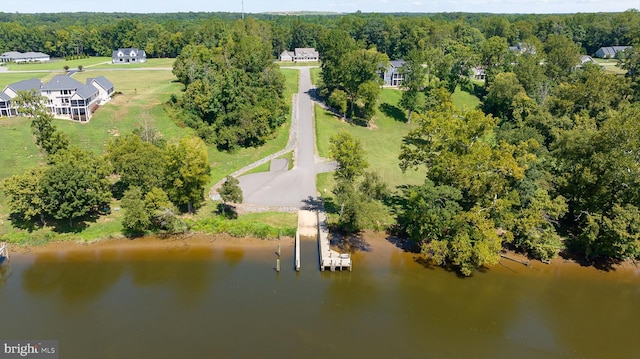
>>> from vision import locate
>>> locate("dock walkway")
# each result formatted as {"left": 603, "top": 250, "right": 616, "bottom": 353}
{"left": 297, "top": 210, "right": 352, "bottom": 272}
{"left": 317, "top": 211, "right": 351, "bottom": 271}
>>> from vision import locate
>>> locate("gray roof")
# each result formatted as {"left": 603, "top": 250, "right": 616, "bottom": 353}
{"left": 87, "top": 76, "right": 114, "bottom": 90}
{"left": 112, "top": 48, "right": 146, "bottom": 58}
{"left": 0, "top": 51, "right": 49, "bottom": 60}
{"left": 7, "top": 78, "right": 42, "bottom": 92}
{"left": 612, "top": 46, "right": 630, "bottom": 52}
{"left": 74, "top": 84, "right": 98, "bottom": 100}
{"left": 390, "top": 60, "right": 406, "bottom": 68}
{"left": 595, "top": 46, "right": 631, "bottom": 57}
{"left": 41, "top": 75, "right": 85, "bottom": 91}
{"left": 598, "top": 47, "right": 616, "bottom": 56}
{"left": 294, "top": 48, "right": 318, "bottom": 57}
{"left": 0, "top": 92, "right": 10, "bottom": 101}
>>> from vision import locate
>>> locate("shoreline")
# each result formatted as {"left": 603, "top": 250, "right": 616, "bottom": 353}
{"left": 7, "top": 233, "right": 295, "bottom": 257}
{"left": 4, "top": 231, "right": 640, "bottom": 278}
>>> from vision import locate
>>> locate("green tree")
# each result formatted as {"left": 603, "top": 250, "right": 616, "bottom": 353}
{"left": 553, "top": 105, "right": 640, "bottom": 260}
{"left": 547, "top": 64, "right": 631, "bottom": 119}
{"left": 341, "top": 48, "right": 388, "bottom": 119}
{"left": 399, "top": 100, "right": 536, "bottom": 275}
{"left": 14, "top": 90, "right": 69, "bottom": 156}
{"left": 121, "top": 186, "right": 151, "bottom": 236}
{"left": 483, "top": 71, "right": 528, "bottom": 120}
{"left": 329, "top": 130, "right": 369, "bottom": 181}
{"left": 399, "top": 49, "right": 427, "bottom": 122}
{"left": 398, "top": 179, "right": 463, "bottom": 245}
{"left": 328, "top": 89, "right": 348, "bottom": 118}
{"left": 479, "top": 36, "right": 511, "bottom": 87}
{"left": 356, "top": 80, "right": 381, "bottom": 123}
{"left": 332, "top": 178, "right": 387, "bottom": 233}
{"left": 619, "top": 43, "right": 640, "bottom": 100}
{"left": 219, "top": 176, "right": 243, "bottom": 215}
{"left": 544, "top": 34, "right": 580, "bottom": 81}
{"left": 41, "top": 148, "right": 111, "bottom": 226}
{"left": 106, "top": 134, "right": 166, "bottom": 193}
{"left": 318, "top": 29, "right": 358, "bottom": 95}
{"left": 164, "top": 136, "right": 211, "bottom": 213}
{"left": 1, "top": 168, "right": 46, "bottom": 225}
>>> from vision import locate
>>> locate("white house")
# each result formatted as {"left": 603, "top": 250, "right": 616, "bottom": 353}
{"left": 86, "top": 76, "right": 115, "bottom": 105}
{"left": 112, "top": 48, "right": 146, "bottom": 63}
{"left": 379, "top": 60, "right": 406, "bottom": 87}
{"left": 0, "top": 92, "right": 12, "bottom": 117}
{"left": 279, "top": 48, "right": 319, "bottom": 62}
{"left": 1, "top": 75, "right": 114, "bottom": 122}
{"left": 0, "top": 51, "right": 50, "bottom": 63}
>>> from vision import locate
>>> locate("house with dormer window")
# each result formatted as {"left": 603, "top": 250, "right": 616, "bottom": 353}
{"left": 112, "top": 48, "right": 147, "bottom": 63}
{"left": 1, "top": 75, "right": 114, "bottom": 122}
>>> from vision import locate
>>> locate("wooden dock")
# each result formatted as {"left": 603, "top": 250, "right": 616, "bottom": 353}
{"left": 317, "top": 211, "right": 351, "bottom": 272}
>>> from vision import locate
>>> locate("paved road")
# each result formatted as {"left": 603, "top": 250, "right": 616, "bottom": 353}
{"left": 237, "top": 67, "right": 336, "bottom": 208}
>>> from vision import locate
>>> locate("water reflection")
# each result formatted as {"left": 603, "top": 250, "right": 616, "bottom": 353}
{"left": 3, "top": 238, "right": 640, "bottom": 359}
{"left": 0, "top": 262, "right": 12, "bottom": 287}
{"left": 22, "top": 250, "right": 125, "bottom": 306}
{"left": 20, "top": 245, "right": 236, "bottom": 307}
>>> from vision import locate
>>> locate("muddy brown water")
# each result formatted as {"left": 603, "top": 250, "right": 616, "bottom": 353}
{"left": 0, "top": 235, "right": 639, "bottom": 359}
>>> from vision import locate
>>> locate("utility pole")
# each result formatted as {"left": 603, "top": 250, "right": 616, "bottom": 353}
{"left": 242, "top": 0, "right": 244, "bottom": 20}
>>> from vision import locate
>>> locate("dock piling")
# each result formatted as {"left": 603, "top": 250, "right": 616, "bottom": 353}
{"left": 295, "top": 231, "right": 301, "bottom": 271}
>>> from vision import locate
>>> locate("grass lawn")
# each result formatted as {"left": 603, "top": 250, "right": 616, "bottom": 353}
{"left": 314, "top": 86, "right": 482, "bottom": 227}
{"left": 0, "top": 72, "right": 58, "bottom": 89}
{"left": 238, "top": 211, "right": 297, "bottom": 229}
{"left": 310, "top": 67, "right": 321, "bottom": 86}
{"left": 5, "top": 57, "right": 112, "bottom": 71}
{"left": 594, "top": 58, "right": 626, "bottom": 75}
{"left": 90, "top": 58, "right": 176, "bottom": 69}
{"left": 315, "top": 88, "right": 424, "bottom": 189}
{"left": 452, "top": 86, "right": 481, "bottom": 110}
{"left": 0, "top": 66, "right": 301, "bottom": 243}
{"left": 277, "top": 61, "right": 320, "bottom": 67}
{"left": 61, "top": 69, "right": 191, "bottom": 153}
{"left": 281, "top": 68, "right": 299, "bottom": 99}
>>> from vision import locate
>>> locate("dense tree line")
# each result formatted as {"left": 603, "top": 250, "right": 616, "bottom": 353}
{"left": 390, "top": 19, "right": 640, "bottom": 274}
{"left": 0, "top": 11, "right": 638, "bottom": 59}
{"left": 172, "top": 19, "right": 288, "bottom": 151}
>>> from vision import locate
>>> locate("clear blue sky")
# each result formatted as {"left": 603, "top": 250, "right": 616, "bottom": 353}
{"left": 2, "top": 0, "right": 638, "bottom": 14}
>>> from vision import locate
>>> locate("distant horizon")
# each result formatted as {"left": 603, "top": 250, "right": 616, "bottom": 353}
{"left": 1, "top": 0, "right": 638, "bottom": 15}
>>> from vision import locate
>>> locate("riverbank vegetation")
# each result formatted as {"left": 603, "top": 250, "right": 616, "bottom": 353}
{"left": 1, "top": 10, "right": 640, "bottom": 275}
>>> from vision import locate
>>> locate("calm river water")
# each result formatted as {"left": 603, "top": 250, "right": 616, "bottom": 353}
{"left": 0, "top": 236, "right": 639, "bottom": 359}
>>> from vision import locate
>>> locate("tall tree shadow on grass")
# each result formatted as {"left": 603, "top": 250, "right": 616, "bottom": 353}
{"left": 7, "top": 213, "right": 41, "bottom": 232}
{"left": 50, "top": 216, "right": 93, "bottom": 234}
{"left": 379, "top": 103, "right": 407, "bottom": 123}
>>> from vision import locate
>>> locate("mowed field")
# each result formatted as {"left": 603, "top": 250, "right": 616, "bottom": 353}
{"left": 313, "top": 86, "right": 480, "bottom": 226}
{"left": 0, "top": 64, "right": 300, "bottom": 241}
{"left": 314, "top": 89, "right": 424, "bottom": 196}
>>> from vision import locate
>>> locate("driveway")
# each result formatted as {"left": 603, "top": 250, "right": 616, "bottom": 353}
{"left": 237, "top": 67, "right": 335, "bottom": 208}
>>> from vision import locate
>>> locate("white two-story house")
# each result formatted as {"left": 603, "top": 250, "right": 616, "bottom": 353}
{"left": 112, "top": 48, "right": 147, "bottom": 63}
{"left": 1, "top": 75, "right": 114, "bottom": 122}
